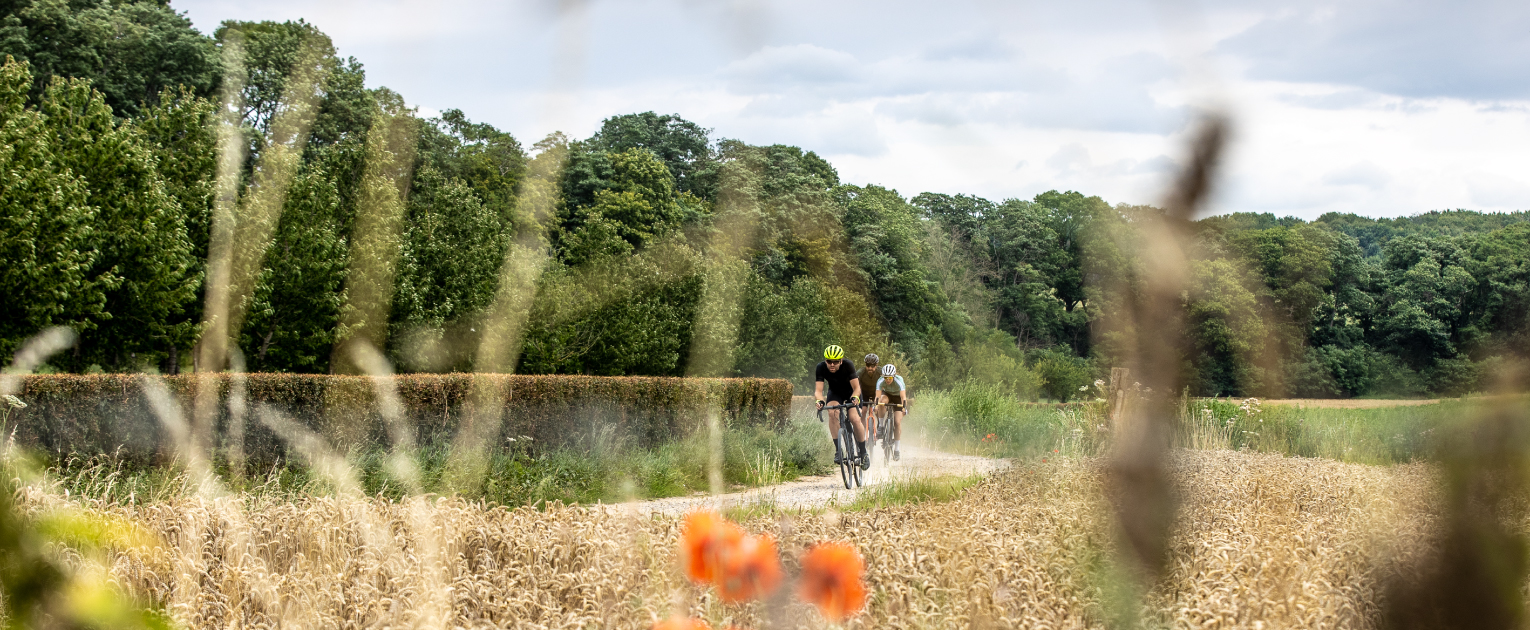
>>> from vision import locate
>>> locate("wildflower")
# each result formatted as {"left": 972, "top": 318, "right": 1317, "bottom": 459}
{"left": 798, "top": 542, "right": 866, "bottom": 621}
{"left": 653, "top": 617, "right": 711, "bottom": 630}
{"left": 680, "top": 511, "right": 745, "bottom": 585}
{"left": 1078, "top": 385, "right": 1088, "bottom": 391}
{"left": 2, "top": 394, "right": 23, "bottom": 409}
{"left": 716, "top": 532, "right": 783, "bottom": 602}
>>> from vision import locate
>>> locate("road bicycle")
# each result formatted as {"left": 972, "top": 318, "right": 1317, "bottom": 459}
{"left": 817, "top": 401, "right": 864, "bottom": 489}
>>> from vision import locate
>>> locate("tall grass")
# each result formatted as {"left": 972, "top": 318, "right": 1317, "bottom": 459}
{"left": 916, "top": 382, "right": 1110, "bottom": 458}
{"left": 47, "top": 414, "right": 831, "bottom": 507}
{"left": 919, "top": 382, "right": 1503, "bottom": 465}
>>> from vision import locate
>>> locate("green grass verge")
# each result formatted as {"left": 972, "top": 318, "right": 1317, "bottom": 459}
{"left": 44, "top": 413, "right": 834, "bottom": 507}
{"left": 844, "top": 473, "right": 987, "bottom": 511}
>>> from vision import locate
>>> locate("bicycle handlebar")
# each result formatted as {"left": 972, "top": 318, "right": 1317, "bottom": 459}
{"left": 816, "top": 401, "right": 859, "bottom": 421}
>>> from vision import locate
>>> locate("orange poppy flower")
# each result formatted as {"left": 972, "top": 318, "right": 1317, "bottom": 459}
{"left": 680, "top": 511, "right": 745, "bottom": 584}
{"left": 797, "top": 542, "right": 867, "bottom": 621}
{"left": 652, "top": 616, "right": 711, "bottom": 630}
{"left": 716, "top": 532, "right": 784, "bottom": 602}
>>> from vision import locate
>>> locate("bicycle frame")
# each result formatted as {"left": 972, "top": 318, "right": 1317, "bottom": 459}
{"left": 817, "top": 401, "right": 864, "bottom": 489}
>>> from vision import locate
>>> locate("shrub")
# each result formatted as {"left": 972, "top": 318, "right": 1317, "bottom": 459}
{"left": 7, "top": 373, "right": 790, "bottom": 471}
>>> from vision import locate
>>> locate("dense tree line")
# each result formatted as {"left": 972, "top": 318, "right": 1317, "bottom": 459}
{"left": 2, "top": 6, "right": 1526, "bottom": 397}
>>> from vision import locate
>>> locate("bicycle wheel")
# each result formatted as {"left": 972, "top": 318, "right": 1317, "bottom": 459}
{"left": 882, "top": 416, "right": 893, "bottom": 463}
{"left": 838, "top": 424, "right": 854, "bottom": 489}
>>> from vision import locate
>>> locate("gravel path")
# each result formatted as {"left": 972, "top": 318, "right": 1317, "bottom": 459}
{"left": 608, "top": 445, "right": 1008, "bottom": 516}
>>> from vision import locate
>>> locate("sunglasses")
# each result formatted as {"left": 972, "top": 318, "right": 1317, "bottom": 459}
{"left": 827, "top": 359, "right": 842, "bottom": 365}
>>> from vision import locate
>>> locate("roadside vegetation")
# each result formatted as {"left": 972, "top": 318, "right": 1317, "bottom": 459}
{"left": 44, "top": 414, "right": 832, "bottom": 507}
{"left": 916, "top": 383, "right": 1506, "bottom": 465}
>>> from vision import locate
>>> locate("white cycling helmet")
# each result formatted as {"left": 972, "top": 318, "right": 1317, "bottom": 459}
{"left": 881, "top": 364, "right": 897, "bottom": 376}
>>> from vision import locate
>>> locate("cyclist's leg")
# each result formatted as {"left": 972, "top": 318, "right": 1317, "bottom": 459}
{"left": 893, "top": 407, "right": 904, "bottom": 459}
{"left": 849, "top": 406, "right": 870, "bottom": 466}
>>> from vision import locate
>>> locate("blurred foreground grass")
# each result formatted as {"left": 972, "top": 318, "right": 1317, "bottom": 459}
{"left": 11, "top": 449, "right": 1438, "bottom": 629}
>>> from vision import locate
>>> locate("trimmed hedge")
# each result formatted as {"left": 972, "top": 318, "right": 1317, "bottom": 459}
{"left": 5, "top": 374, "right": 791, "bottom": 469}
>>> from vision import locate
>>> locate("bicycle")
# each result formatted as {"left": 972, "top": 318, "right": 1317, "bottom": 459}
{"left": 817, "top": 401, "right": 864, "bottom": 489}
{"left": 873, "top": 401, "right": 904, "bottom": 464}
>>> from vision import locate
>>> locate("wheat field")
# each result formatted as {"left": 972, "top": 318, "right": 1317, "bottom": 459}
{"left": 19, "top": 449, "right": 1441, "bottom": 629}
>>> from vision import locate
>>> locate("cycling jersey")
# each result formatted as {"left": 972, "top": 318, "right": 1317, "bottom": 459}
{"left": 816, "top": 360, "right": 857, "bottom": 401}
{"left": 878, "top": 375, "right": 906, "bottom": 394}
{"left": 856, "top": 367, "right": 880, "bottom": 398}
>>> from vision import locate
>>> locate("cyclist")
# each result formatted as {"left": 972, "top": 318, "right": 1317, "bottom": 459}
{"left": 814, "top": 344, "right": 868, "bottom": 468}
{"left": 856, "top": 353, "right": 881, "bottom": 434}
{"left": 875, "top": 363, "right": 909, "bottom": 461}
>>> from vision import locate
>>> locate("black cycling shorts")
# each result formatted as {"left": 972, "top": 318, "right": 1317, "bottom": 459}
{"left": 826, "top": 389, "right": 855, "bottom": 404}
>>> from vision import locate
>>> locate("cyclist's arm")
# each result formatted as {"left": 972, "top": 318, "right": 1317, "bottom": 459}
{"left": 813, "top": 380, "right": 825, "bottom": 403}
{"left": 851, "top": 377, "right": 862, "bottom": 401}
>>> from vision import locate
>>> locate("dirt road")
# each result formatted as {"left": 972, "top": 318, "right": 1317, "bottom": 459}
{"left": 611, "top": 445, "right": 1007, "bottom": 516}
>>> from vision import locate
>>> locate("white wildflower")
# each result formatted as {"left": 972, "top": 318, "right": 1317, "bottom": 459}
{"left": 2, "top": 395, "right": 23, "bottom": 409}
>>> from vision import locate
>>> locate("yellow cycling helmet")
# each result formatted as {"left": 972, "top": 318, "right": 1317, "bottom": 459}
{"left": 823, "top": 345, "right": 845, "bottom": 360}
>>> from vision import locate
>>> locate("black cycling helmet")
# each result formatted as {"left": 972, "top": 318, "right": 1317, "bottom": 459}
{"left": 864, "top": 353, "right": 879, "bottom": 365}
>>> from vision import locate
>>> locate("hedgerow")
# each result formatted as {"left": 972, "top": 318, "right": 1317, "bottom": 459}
{"left": 7, "top": 374, "right": 790, "bottom": 469}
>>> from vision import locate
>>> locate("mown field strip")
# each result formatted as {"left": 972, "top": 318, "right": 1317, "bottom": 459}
{"left": 64, "top": 450, "right": 1437, "bottom": 629}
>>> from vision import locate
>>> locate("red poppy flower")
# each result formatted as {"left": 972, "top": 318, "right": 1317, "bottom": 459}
{"left": 652, "top": 617, "right": 711, "bottom": 630}
{"left": 681, "top": 511, "right": 745, "bottom": 585}
{"left": 797, "top": 542, "right": 867, "bottom": 621}
{"left": 717, "top": 532, "right": 783, "bottom": 602}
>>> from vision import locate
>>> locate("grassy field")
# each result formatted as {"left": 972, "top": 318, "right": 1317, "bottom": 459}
{"left": 45, "top": 414, "right": 833, "bottom": 508}
{"left": 14, "top": 449, "right": 1438, "bottom": 629}
{"left": 10, "top": 388, "right": 1523, "bottom": 628}
{"left": 915, "top": 383, "right": 1512, "bottom": 465}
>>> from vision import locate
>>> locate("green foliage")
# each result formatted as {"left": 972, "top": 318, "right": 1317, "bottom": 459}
{"left": 588, "top": 111, "right": 716, "bottom": 199}
{"left": 1185, "top": 258, "right": 1269, "bottom": 396}
{"left": 918, "top": 385, "right": 1106, "bottom": 457}
{"left": 3, "top": 8, "right": 1527, "bottom": 402}
{"left": 1029, "top": 346, "right": 1093, "bottom": 402}
{"left": 1178, "top": 397, "right": 1489, "bottom": 465}
{"left": 914, "top": 326, "right": 961, "bottom": 391}
{"left": 40, "top": 75, "right": 199, "bottom": 371}
{"left": 214, "top": 19, "right": 374, "bottom": 165}
{"left": 733, "top": 276, "right": 836, "bottom": 388}
{"left": 0, "top": 0, "right": 219, "bottom": 117}
{"left": 416, "top": 108, "right": 527, "bottom": 231}
{"left": 0, "top": 58, "right": 107, "bottom": 361}
{"left": 958, "top": 330, "right": 1042, "bottom": 399}
{"left": 845, "top": 473, "right": 985, "bottom": 511}
{"left": 240, "top": 151, "right": 355, "bottom": 372}
{"left": 520, "top": 244, "right": 704, "bottom": 376}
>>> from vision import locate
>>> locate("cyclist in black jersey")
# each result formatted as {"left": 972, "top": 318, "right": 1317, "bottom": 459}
{"left": 813, "top": 344, "right": 868, "bottom": 467}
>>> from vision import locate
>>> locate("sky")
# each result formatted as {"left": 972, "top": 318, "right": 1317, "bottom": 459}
{"left": 174, "top": 0, "right": 1530, "bottom": 219}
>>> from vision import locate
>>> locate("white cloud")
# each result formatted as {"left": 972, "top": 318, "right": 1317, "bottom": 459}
{"left": 169, "top": 0, "right": 1530, "bottom": 218}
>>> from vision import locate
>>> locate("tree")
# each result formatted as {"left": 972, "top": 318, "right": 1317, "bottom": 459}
{"left": 0, "top": 58, "right": 107, "bottom": 361}
{"left": 41, "top": 75, "right": 198, "bottom": 371}
{"left": 1374, "top": 235, "right": 1474, "bottom": 370}
{"left": 213, "top": 20, "right": 374, "bottom": 168}
{"left": 389, "top": 166, "right": 508, "bottom": 371}
{"left": 556, "top": 147, "right": 686, "bottom": 265}
{"left": 0, "top": 0, "right": 219, "bottom": 116}
{"left": 417, "top": 109, "right": 526, "bottom": 232}
{"left": 238, "top": 152, "right": 355, "bottom": 372}
{"left": 589, "top": 111, "right": 717, "bottom": 199}
{"left": 835, "top": 184, "right": 941, "bottom": 350}
{"left": 1186, "top": 258, "right": 1269, "bottom": 396}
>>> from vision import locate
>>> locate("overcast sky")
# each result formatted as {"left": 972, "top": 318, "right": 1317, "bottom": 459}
{"left": 175, "top": 0, "right": 1529, "bottom": 219}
